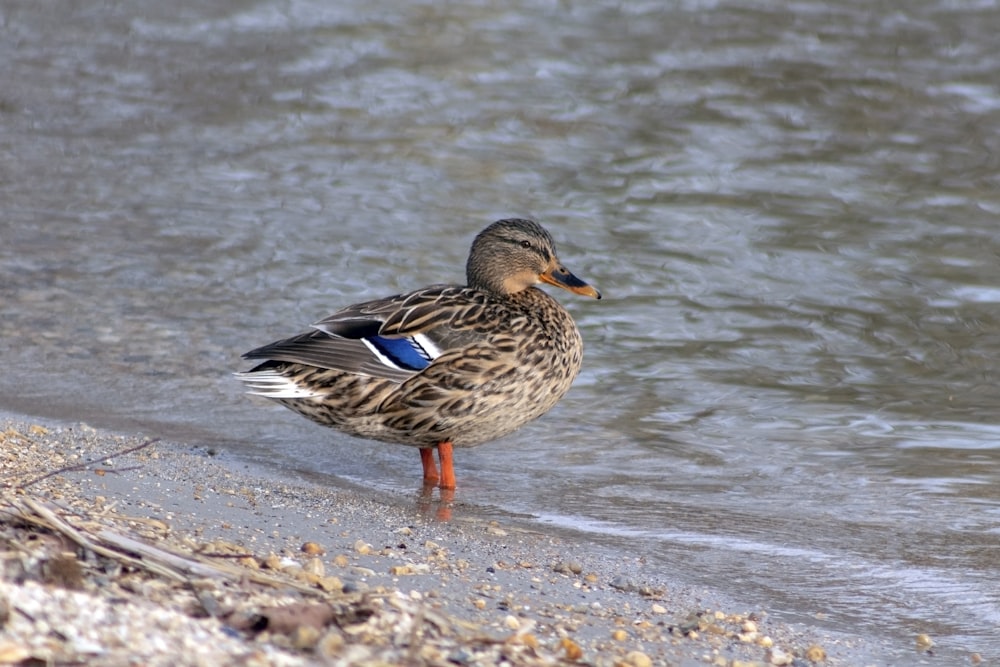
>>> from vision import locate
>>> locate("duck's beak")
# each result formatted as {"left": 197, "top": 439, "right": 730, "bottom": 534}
{"left": 540, "top": 262, "right": 602, "bottom": 299}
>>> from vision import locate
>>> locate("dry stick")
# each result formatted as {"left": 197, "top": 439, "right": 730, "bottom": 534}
{"left": 93, "top": 465, "right": 144, "bottom": 475}
{"left": 97, "top": 525, "right": 329, "bottom": 593}
{"left": 15, "top": 438, "right": 161, "bottom": 489}
{"left": 18, "top": 496, "right": 187, "bottom": 582}
{"left": 8, "top": 439, "right": 345, "bottom": 596}
{"left": 95, "top": 530, "right": 239, "bottom": 580}
{"left": 14, "top": 496, "right": 323, "bottom": 593}
{"left": 194, "top": 552, "right": 254, "bottom": 559}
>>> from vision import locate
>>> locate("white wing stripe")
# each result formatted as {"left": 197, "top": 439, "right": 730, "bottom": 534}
{"left": 234, "top": 370, "right": 322, "bottom": 399}
{"left": 411, "top": 333, "right": 442, "bottom": 360}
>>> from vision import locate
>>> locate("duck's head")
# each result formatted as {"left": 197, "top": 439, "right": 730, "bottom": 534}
{"left": 466, "top": 218, "right": 602, "bottom": 299}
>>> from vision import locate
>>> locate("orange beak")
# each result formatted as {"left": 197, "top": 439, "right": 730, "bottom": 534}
{"left": 540, "top": 263, "right": 602, "bottom": 299}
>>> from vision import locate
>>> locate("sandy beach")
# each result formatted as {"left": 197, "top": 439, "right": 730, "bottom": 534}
{"left": 0, "top": 416, "right": 951, "bottom": 667}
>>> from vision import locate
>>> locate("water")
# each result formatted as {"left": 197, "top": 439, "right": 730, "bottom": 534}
{"left": 3, "top": 0, "right": 999, "bottom": 657}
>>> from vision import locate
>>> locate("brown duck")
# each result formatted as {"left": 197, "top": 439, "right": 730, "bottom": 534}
{"left": 236, "top": 218, "right": 601, "bottom": 489}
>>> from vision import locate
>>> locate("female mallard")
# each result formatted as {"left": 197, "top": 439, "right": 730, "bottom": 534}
{"left": 237, "top": 218, "right": 601, "bottom": 489}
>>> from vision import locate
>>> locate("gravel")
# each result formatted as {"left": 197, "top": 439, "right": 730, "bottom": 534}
{"left": 0, "top": 419, "right": 945, "bottom": 666}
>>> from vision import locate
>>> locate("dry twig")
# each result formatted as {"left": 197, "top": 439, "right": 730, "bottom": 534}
{"left": 12, "top": 438, "right": 160, "bottom": 489}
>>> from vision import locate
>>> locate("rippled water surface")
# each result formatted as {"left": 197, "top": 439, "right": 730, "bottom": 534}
{"left": 3, "top": 0, "right": 1000, "bottom": 658}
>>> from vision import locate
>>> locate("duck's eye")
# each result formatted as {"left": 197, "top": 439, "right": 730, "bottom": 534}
{"left": 519, "top": 240, "right": 532, "bottom": 249}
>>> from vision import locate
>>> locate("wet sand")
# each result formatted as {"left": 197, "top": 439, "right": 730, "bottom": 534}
{"left": 0, "top": 416, "right": 948, "bottom": 666}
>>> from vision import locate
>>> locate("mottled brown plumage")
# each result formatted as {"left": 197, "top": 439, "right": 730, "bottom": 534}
{"left": 236, "top": 218, "right": 601, "bottom": 489}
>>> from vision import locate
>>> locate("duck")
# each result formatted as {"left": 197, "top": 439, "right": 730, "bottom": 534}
{"left": 236, "top": 218, "right": 601, "bottom": 490}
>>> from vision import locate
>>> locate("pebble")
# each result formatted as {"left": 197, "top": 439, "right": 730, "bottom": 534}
{"left": 611, "top": 629, "right": 627, "bottom": 641}
{"left": 301, "top": 542, "right": 325, "bottom": 556}
{"left": 485, "top": 523, "right": 508, "bottom": 536}
{"left": 553, "top": 561, "right": 583, "bottom": 575}
{"left": 805, "top": 644, "right": 826, "bottom": 662}
{"left": 291, "top": 625, "right": 321, "bottom": 650}
{"left": 353, "top": 540, "right": 373, "bottom": 555}
{"left": 560, "top": 638, "right": 583, "bottom": 660}
{"left": 504, "top": 615, "right": 520, "bottom": 630}
{"left": 238, "top": 556, "right": 259, "bottom": 570}
{"left": 315, "top": 630, "right": 344, "bottom": 658}
{"left": 341, "top": 579, "right": 366, "bottom": 593}
{"left": 609, "top": 576, "right": 638, "bottom": 592}
{"left": 623, "top": 650, "right": 652, "bottom": 667}
{"left": 280, "top": 564, "right": 304, "bottom": 578}
{"left": 916, "top": 633, "right": 934, "bottom": 650}
{"left": 349, "top": 566, "right": 376, "bottom": 577}
{"left": 767, "top": 647, "right": 793, "bottom": 665}
{"left": 447, "top": 648, "right": 473, "bottom": 665}
{"left": 317, "top": 577, "right": 343, "bottom": 593}
{"left": 303, "top": 558, "right": 325, "bottom": 577}
{"left": 651, "top": 603, "right": 667, "bottom": 614}
{"left": 0, "top": 642, "right": 30, "bottom": 663}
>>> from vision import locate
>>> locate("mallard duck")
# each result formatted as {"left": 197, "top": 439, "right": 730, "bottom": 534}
{"left": 236, "top": 218, "right": 601, "bottom": 489}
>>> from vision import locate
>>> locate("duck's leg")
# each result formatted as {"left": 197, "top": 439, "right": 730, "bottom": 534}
{"left": 420, "top": 447, "right": 440, "bottom": 484}
{"left": 437, "top": 441, "right": 456, "bottom": 490}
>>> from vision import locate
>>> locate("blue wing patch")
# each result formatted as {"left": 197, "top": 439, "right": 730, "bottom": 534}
{"left": 366, "top": 335, "right": 433, "bottom": 371}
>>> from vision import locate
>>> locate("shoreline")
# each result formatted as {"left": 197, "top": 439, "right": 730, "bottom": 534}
{"left": 0, "top": 416, "right": 945, "bottom": 666}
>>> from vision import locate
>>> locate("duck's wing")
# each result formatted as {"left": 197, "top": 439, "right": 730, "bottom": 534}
{"left": 242, "top": 286, "right": 491, "bottom": 383}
